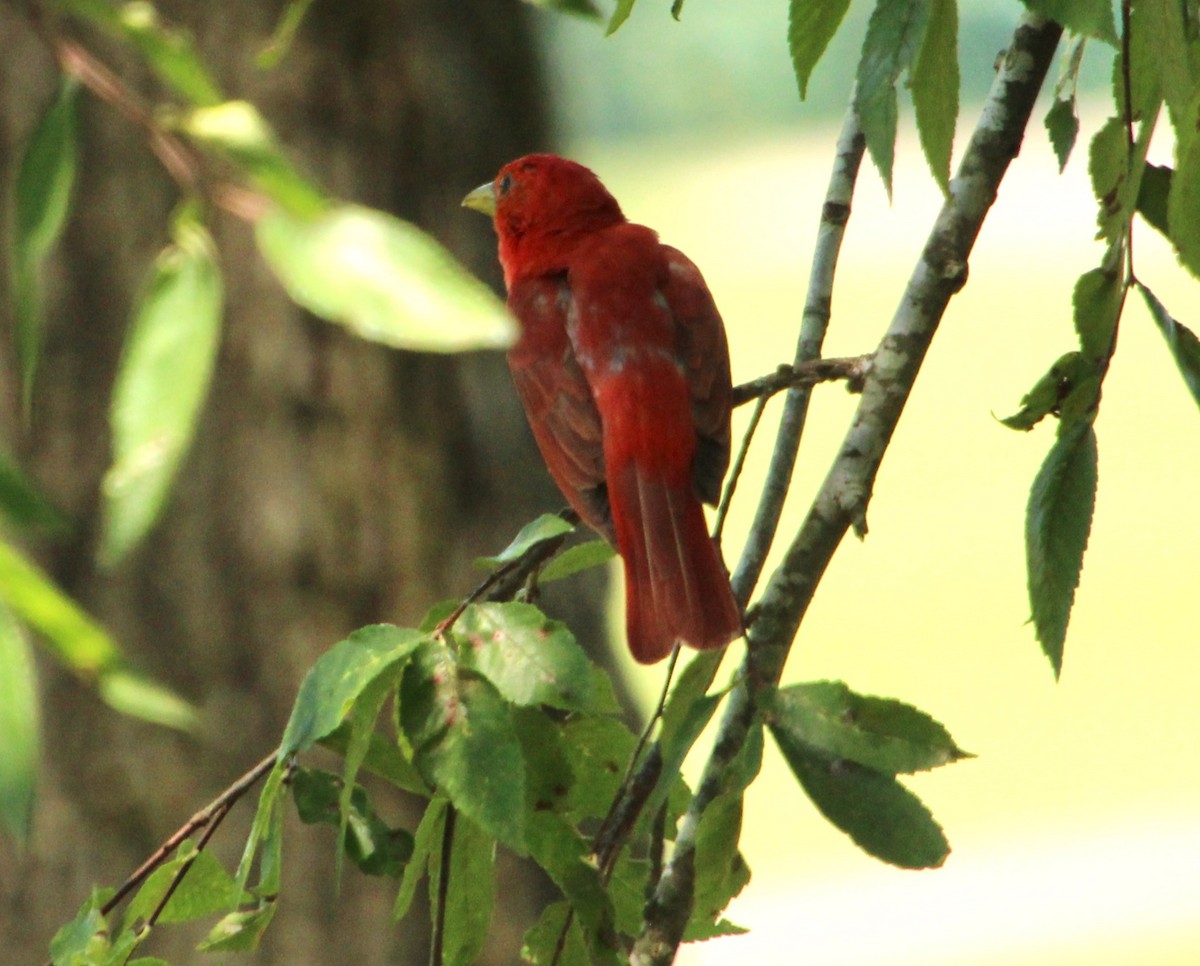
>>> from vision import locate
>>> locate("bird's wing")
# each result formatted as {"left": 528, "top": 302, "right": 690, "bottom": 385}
{"left": 506, "top": 274, "right": 613, "bottom": 541}
{"left": 659, "top": 245, "right": 734, "bottom": 507}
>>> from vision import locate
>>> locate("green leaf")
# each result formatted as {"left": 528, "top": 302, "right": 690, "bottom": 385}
{"left": 257, "top": 0, "right": 316, "bottom": 69}
{"left": 647, "top": 653, "right": 727, "bottom": 818}
{"left": 788, "top": 0, "right": 853, "bottom": 99}
{"left": 909, "top": 0, "right": 958, "bottom": 195}
{"left": 1138, "top": 283, "right": 1200, "bottom": 410}
{"left": 319, "top": 724, "right": 428, "bottom": 797}
{"left": 453, "top": 602, "right": 595, "bottom": 712}
{"left": 1026, "top": 421, "right": 1098, "bottom": 676}
{"left": 443, "top": 812, "right": 496, "bottom": 966}
{"left": 1167, "top": 93, "right": 1200, "bottom": 279}
{"left": 49, "top": 890, "right": 111, "bottom": 964}
{"left": 521, "top": 900, "right": 589, "bottom": 966}
{"left": 233, "top": 760, "right": 287, "bottom": 899}
{"left": 182, "top": 101, "right": 325, "bottom": 214}
{"left": 0, "top": 448, "right": 67, "bottom": 534}
{"left": 772, "top": 738, "right": 949, "bottom": 868}
{"left": 558, "top": 715, "right": 639, "bottom": 821}
{"left": 1088, "top": 117, "right": 1131, "bottom": 242}
{"left": 855, "top": 0, "right": 931, "bottom": 196}
{"left": 280, "top": 624, "right": 424, "bottom": 756}
{"left": 122, "top": 844, "right": 245, "bottom": 927}
{"left": 116, "top": 1, "right": 223, "bottom": 106}
{"left": 606, "top": 0, "right": 636, "bottom": 35}
{"left": 512, "top": 706, "right": 575, "bottom": 814}
{"left": 394, "top": 796, "right": 447, "bottom": 923}
{"left": 198, "top": 903, "right": 277, "bottom": 952}
{"left": 1137, "top": 162, "right": 1172, "bottom": 238}
{"left": 98, "top": 667, "right": 198, "bottom": 731}
{"left": 1045, "top": 97, "right": 1079, "bottom": 172}
{"left": 400, "top": 642, "right": 527, "bottom": 853}
{"left": 1072, "top": 261, "right": 1124, "bottom": 365}
{"left": 291, "top": 767, "right": 414, "bottom": 877}
{"left": 100, "top": 207, "right": 223, "bottom": 565}
{"left": 473, "top": 513, "right": 575, "bottom": 570}
{"left": 0, "top": 603, "right": 38, "bottom": 843}
{"left": 255, "top": 203, "right": 517, "bottom": 352}
{"left": 1021, "top": 0, "right": 1117, "bottom": 44}
{"left": 762, "top": 681, "right": 968, "bottom": 775}
{"left": 1000, "top": 351, "right": 1090, "bottom": 432}
{"left": 10, "top": 78, "right": 79, "bottom": 411}
{"left": 1137, "top": 0, "right": 1195, "bottom": 132}
{"left": 539, "top": 538, "right": 615, "bottom": 583}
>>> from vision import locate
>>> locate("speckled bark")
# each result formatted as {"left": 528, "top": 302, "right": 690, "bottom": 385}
{"left": 0, "top": 2, "right": 606, "bottom": 962}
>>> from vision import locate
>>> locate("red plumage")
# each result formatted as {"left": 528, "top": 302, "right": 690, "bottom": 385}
{"left": 466, "top": 154, "right": 742, "bottom": 664}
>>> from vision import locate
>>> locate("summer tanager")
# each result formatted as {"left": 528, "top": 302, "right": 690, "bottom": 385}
{"left": 463, "top": 154, "right": 742, "bottom": 664}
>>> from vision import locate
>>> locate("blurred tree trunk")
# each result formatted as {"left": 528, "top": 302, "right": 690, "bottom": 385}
{"left": 0, "top": 1, "right": 611, "bottom": 962}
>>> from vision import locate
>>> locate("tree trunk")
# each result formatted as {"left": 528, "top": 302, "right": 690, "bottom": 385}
{"left": 0, "top": 1, "right": 609, "bottom": 961}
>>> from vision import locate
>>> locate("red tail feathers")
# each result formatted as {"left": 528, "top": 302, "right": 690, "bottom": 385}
{"left": 610, "top": 463, "right": 742, "bottom": 664}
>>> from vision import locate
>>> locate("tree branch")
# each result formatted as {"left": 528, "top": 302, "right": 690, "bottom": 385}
{"left": 632, "top": 14, "right": 1064, "bottom": 963}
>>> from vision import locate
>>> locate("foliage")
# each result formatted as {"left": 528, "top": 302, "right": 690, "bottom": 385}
{"left": 1, "top": 0, "right": 1198, "bottom": 964}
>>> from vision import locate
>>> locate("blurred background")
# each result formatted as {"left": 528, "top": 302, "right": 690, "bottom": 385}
{"left": 540, "top": 2, "right": 1200, "bottom": 964}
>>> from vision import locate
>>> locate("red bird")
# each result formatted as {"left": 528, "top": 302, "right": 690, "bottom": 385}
{"left": 463, "top": 154, "right": 742, "bottom": 664}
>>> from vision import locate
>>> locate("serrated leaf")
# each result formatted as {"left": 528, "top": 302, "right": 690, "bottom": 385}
{"left": 1021, "top": 0, "right": 1117, "bottom": 45}
{"left": 197, "top": 903, "right": 277, "bottom": 952}
{"left": 521, "top": 900, "right": 589, "bottom": 966}
{"left": 909, "top": 0, "right": 958, "bottom": 195}
{"left": 855, "top": 0, "right": 931, "bottom": 196}
{"left": 401, "top": 642, "right": 526, "bottom": 853}
{"left": 1167, "top": 94, "right": 1200, "bottom": 280}
{"left": 1026, "top": 421, "right": 1098, "bottom": 676}
{"left": 443, "top": 812, "right": 496, "bottom": 966}
{"left": 100, "top": 208, "right": 223, "bottom": 565}
{"left": 1137, "top": 0, "right": 1194, "bottom": 131}
{"left": 788, "top": 0, "right": 854, "bottom": 99}
{"left": 1000, "top": 351, "right": 1089, "bottom": 432}
{"left": 539, "top": 538, "right": 615, "bottom": 583}
{"left": 255, "top": 203, "right": 517, "bottom": 352}
{"left": 11, "top": 78, "right": 79, "bottom": 411}
{"left": 0, "top": 603, "right": 38, "bottom": 843}
{"left": 763, "top": 681, "right": 968, "bottom": 775}
{"left": 773, "top": 739, "right": 949, "bottom": 868}
{"left": 1072, "top": 262, "right": 1124, "bottom": 364}
{"left": 474, "top": 513, "right": 575, "bottom": 570}
{"left": 1089, "top": 117, "right": 1131, "bottom": 241}
{"left": 453, "top": 602, "right": 594, "bottom": 711}
{"left": 606, "top": 0, "right": 636, "bottom": 35}
{"left": 393, "top": 796, "right": 447, "bottom": 923}
{"left": 1045, "top": 97, "right": 1080, "bottom": 172}
{"left": 1138, "top": 283, "right": 1200, "bottom": 410}
{"left": 1137, "top": 162, "right": 1172, "bottom": 238}
{"left": 280, "top": 624, "right": 424, "bottom": 756}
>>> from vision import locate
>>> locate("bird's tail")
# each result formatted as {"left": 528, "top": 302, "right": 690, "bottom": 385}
{"left": 611, "top": 464, "right": 743, "bottom": 664}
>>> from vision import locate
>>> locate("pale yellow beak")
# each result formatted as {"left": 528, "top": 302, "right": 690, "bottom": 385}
{"left": 461, "top": 181, "right": 496, "bottom": 216}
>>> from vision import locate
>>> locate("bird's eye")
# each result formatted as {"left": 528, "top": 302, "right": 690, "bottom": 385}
{"left": 497, "top": 174, "right": 513, "bottom": 196}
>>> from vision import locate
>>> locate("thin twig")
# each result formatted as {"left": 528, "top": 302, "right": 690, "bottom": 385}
{"left": 729, "top": 354, "right": 871, "bottom": 410}
{"left": 632, "top": 14, "right": 1065, "bottom": 964}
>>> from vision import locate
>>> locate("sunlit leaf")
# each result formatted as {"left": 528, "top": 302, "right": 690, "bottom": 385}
{"left": 117, "top": 1, "right": 223, "bottom": 105}
{"left": 539, "top": 538, "right": 615, "bottom": 583}
{"left": 0, "top": 603, "right": 38, "bottom": 843}
{"left": 1138, "top": 283, "right": 1200, "bottom": 410}
{"left": 198, "top": 903, "right": 277, "bottom": 952}
{"left": 473, "top": 513, "right": 574, "bottom": 570}
{"left": 788, "top": 0, "right": 853, "bottom": 99}
{"left": 256, "top": 203, "right": 517, "bottom": 352}
{"left": 11, "top": 78, "right": 79, "bottom": 411}
{"left": 100, "top": 207, "right": 223, "bottom": 565}
{"left": 1026, "top": 421, "right": 1097, "bottom": 676}
{"left": 1045, "top": 97, "right": 1079, "bottom": 172}
{"left": 910, "top": 0, "right": 958, "bottom": 194}
{"left": 606, "top": 0, "right": 636, "bottom": 35}
{"left": 1167, "top": 95, "right": 1200, "bottom": 279}
{"left": 98, "top": 668, "right": 198, "bottom": 730}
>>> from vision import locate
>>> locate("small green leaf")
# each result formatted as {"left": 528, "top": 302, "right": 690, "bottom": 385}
{"left": 909, "top": 0, "right": 958, "bottom": 195}
{"left": 401, "top": 642, "right": 527, "bottom": 853}
{"left": 1021, "top": 0, "right": 1118, "bottom": 45}
{"left": 474, "top": 513, "right": 575, "bottom": 570}
{"left": 182, "top": 101, "right": 325, "bottom": 214}
{"left": 1026, "top": 421, "right": 1098, "bottom": 676}
{"left": 1138, "top": 283, "right": 1200, "bottom": 410}
{"left": 1045, "top": 97, "right": 1079, "bottom": 172}
{"left": 606, "top": 0, "right": 636, "bottom": 35}
{"left": 453, "top": 602, "right": 595, "bottom": 712}
{"left": 1167, "top": 94, "right": 1200, "bottom": 280}
{"left": 394, "top": 796, "right": 447, "bottom": 923}
{"left": 117, "top": 1, "right": 223, "bottom": 105}
{"left": 98, "top": 668, "right": 198, "bottom": 731}
{"left": 257, "top": 0, "right": 316, "bottom": 68}
{"left": 198, "top": 903, "right": 277, "bottom": 952}
{"left": 539, "top": 538, "right": 615, "bottom": 583}
{"left": 233, "top": 759, "right": 287, "bottom": 898}
{"left": 280, "top": 624, "right": 424, "bottom": 756}
{"left": 772, "top": 738, "right": 950, "bottom": 868}
{"left": 11, "top": 78, "right": 79, "bottom": 411}
{"left": 256, "top": 203, "right": 517, "bottom": 352}
{"left": 1088, "top": 117, "right": 1131, "bottom": 242}
{"left": 522, "top": 900, "right": 589, "bottom": 966}
{"left": 49, "top": 890, "right": 112, "bottom": 964}
{"left": 443, "top": 812, "right": 496, "bottom": 966}
{"left": 647, "top": 657, "right": 726, "bottom": 818}
{"left": 1000, "top": 351, "right": 1089, "bottom": 432}
{"left": 788, "top": 0, "right": 854, "bottom": 99}
{"left": 0, "top": 603, "right": 38, "bottom": 843}
{"left": 855, "top": 0, "right": 931, "bottom": 196}
{"left": 100, "top": 207, "right": 223, "bottom": 565}
{"left": 122, "top": 844, "right": 245, "bottom": 927}
{"left": 1137, "top": 163, "right": 1172, "bottom": 238}
{"left": 763, "top": 682, "right": 968, "bottom": 775}
{"left": 1072, "top": 261, "right": 1124, "bottom": 365}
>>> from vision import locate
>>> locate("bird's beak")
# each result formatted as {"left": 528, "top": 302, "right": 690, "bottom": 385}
{"left": 461, "top": 181, "right": 496, "bottom": 216}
